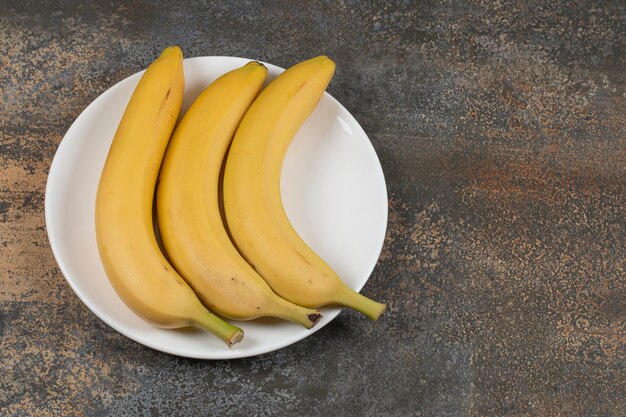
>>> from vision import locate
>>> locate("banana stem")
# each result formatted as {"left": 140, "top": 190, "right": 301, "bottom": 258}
{"left": 192, "top": 312, "right": 244, "bottom": 348}
{"left": 336, "top": 288, "right": 386, "bottom": 320}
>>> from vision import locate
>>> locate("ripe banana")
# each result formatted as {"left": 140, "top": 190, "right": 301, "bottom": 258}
{"left": 223, "top": 56, "right": 386, "bottom": 320}
{"left": 95, "top": 46, "right": 243, "bottom": 347}
{"left": 157, "top": 61, "right": 321, "bottom": 328}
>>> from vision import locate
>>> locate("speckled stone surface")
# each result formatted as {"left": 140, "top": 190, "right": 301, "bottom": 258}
{"left": 1, "top": 1, "right": 625, "bottom": 416}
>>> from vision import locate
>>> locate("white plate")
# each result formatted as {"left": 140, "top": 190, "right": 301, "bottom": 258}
{"left": 45, "top": 56, "right": 388, "bottom": 359}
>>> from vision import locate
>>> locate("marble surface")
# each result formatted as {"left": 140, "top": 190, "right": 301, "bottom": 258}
{"left": 1, "top": 1, "right": 624, "bottom": 415}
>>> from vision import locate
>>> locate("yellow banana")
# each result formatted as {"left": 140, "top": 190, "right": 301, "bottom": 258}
{"left": 95, "top": 46, "right": 243, "bottom": 347}
{"left": 157, "top": 62, "right": 321, "bottom": 328}
{"left": 223, "top": 56, "right": 386, "bottom": 320}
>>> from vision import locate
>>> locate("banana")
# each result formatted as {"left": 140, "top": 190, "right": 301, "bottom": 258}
{"left": 223, "top": 56, "right": 386, "bottom": 320}
{"left": 95, "top": 46, "right": 243, "bottom": 347}
{"left": 157, "top": 62, "right": 321, "bottom": 328}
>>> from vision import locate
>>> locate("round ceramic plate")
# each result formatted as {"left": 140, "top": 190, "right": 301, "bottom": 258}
{"left": 45, "top": 56, "right": 388, "bottom": 359}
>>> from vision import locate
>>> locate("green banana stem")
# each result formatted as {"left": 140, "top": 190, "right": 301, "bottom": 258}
{"left": 192, "top": 312, "right": 244, "bottom": 348}
{"left": 336, "top": 288, "right": 386, "bottom": 320}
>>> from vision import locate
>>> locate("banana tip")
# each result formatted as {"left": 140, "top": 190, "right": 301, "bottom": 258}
{"left": 247, "top": 60, "right": 267, "bottom": 69}
{"left": 160, "top": 45, "right": 183, "bottom": 60}
{"left": 308, "top": 313, "right": 322, "bottom": 325}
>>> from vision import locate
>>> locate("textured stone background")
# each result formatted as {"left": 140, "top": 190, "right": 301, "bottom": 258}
{"left": 1, "top": 1, "right": 625, "bottom": 416}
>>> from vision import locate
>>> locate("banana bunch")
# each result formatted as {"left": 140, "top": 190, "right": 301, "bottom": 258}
{"left": 96, "top": 47, "right": 385, "bottom": 349}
